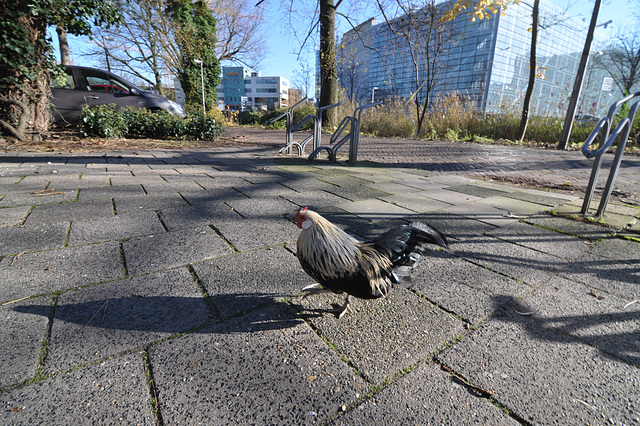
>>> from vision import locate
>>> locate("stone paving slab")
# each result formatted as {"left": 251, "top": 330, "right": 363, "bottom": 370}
{"left": 214, "top": 216, "right": 299, "bottom": 251}
{"left": 0, "top": 242, "right": 123, "bottom": 302}
{"left": 235, "top": 181, "right": 298, "bottom": 198}
{"left": 337, "top": 199, "right": 416, "bottom": 221}
{"left": 410, "top": 253, "right": 532, "bottom": 325}
{"left": 410, "top": 211, "right": 497, "bottom": 241}
{"left": 453, "top": 235, "right": 564, "bottom": 286}
{"left": 522, "top": 214, "right": 616, "bottom": 240}
{"left": 281, "top": 190, "right": 350, "bottom": 210}
{"left": 0, "top": 296, "right": 49, "bottom": 387}
{"left": 122, "top": 226, "right": 232, "bottom": 275}
{"left": 367, "top": 181, "right": 423, "bottom": 194}
{"left": 113, "top": 192, "right": 189, "bottom": 214}
{"left": 293, "top": 286, "right": 464, "bottom": 386}
{"left": 447, "top": 184, "right": 513, "bottom": 198}
{"left": 0, "top": 353, "right": 153, "bottom": 425}
{"left": 0, "top": 189, "right": 77, "bottom": 208}
{"left": 410, "top": 187, "right": 483, "bottom": 204}
{"left": 588, "top": 236, "right": 640, "bottom": 262}
{"left": 25, "top": 198, "right": 114, "bottom": 224}
{"left": 41, "top": 268, "right": 210, "bottom": 372}
{"left": 523, "top": 275, "right": 640, "bottom": 367}
{"left": 68, "top": 211, "right": 165, "bottom": 245}
{"left": 0, "top": 221, "right": 69, "bottom": 255}
{"left": 486, "top": 220, "right": 593, "bottom": 258}
{"left": 442, "top": 201, "right": 519, "bottom": 227}
{"left": 225, "top": 196, "right": 298, "bottom": 218}
{"left": 77, "top": 183, "right": 145, "bottom": 201}
{"left": 192, "top": 246, "right": 314, "bottom": 318}
{"left": 505, "top": 188, "right": 578, "bottom": 207}
{"left": 325, "top": 184, "right": 390, "bottom": 202}
{"left": 561, "top": 251, "right": 640, "bottom": 300}
{"left": 279, "top": 175, "right": 341, "bottom": 193}
{"left": 476, "top": 195, "right": 549, "bottom": 216}
{"left": 437, "top": 310, "right": 640, "bottom": 425}
{"left": 157, "top": 203, "right": 239, "bottom": 231}
{"left": 148, "top": 303, "right": 367, "bottom": 425}
{"left": 335, "top": 362, "right": 519, "bottom": 425}
{"left": 379, "top": 192, "right": 452, "bottom": 212}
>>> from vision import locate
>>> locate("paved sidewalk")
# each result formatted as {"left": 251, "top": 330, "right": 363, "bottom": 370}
{"left": 0, "top": 138, "right": 639, "bottom": 425}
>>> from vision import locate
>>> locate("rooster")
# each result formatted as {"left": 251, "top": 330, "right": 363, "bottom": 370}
{"left": 294, "top": 207, "right": 449, "bottom": 318}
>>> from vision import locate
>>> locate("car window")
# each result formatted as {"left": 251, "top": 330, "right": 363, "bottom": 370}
{"left": 80, "top": 69, "right": 130, "bottom": 94}
{"left": 51, "top": 69, "right": 76, "bottom": 89}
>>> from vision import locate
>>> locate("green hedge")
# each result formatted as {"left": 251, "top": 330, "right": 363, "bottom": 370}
{"left": 81, "top": 105, "right": 222, "bottom": 140}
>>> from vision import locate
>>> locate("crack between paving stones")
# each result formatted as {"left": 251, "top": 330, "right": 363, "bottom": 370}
{"left": 435, "top": 360, "right": 532, "bottom": 426}
{"left": 186, "top": 264, "right": 222, "bottom": 319}
{"left": 208, "top": 224, "right": 240, "bottom": 253}
{"left": 141, "top": 349, "right": 164, "bottom": 426}
{"left": 118, "top": 242, "right": 130, "bottom": 277}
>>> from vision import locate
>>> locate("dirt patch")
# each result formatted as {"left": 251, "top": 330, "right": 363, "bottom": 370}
{"left": 0, "top": 127, "right": 283, "bottom": 153}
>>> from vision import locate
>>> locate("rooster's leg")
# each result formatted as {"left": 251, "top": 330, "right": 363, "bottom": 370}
{"left": 332, "top": 295, "right": 352, "bottom": 319}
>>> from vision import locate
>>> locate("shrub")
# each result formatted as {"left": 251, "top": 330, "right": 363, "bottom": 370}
{"left": 81, "top": 104, "right": 128, "bottom": 138}
{"left": 81, "top": 105, "right": 222, "bottom": 141}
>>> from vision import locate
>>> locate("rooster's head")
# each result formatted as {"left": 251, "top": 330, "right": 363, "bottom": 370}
{"left": 295, "top": 206, "right": 312, "bottom": 229}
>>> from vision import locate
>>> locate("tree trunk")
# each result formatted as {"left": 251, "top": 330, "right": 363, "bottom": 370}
{"left": 557, "top": 0, "right": 601, "bottom": 150}
{"left": 319, "top": 0, "right": 338, "bottom": 127}
{"left": 4, "top": 13, "right": 51, "bottom": 139}
{"left": 57, "top": 26, "right": 71, "bottom": 65}
{"left": 517, "top": 0, "right": 539, "bottom": 142}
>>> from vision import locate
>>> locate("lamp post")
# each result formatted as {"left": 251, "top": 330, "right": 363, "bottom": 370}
{"left": 371, "top": 86, "right": 378, "bottom": 103}
{"left": 194, "top": 59, "right": 205, "bottom": 114}
{"left": 102, "top": 36, "right": 113, "bottom": 72}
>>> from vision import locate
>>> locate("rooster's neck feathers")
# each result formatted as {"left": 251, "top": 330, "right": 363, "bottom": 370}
{"left": 297, "top": 211, "right": 360, "bottom": 281}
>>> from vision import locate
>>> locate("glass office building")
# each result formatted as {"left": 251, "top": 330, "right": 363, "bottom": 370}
{"left": 341, "top": 0, "right": 616, "bottom": 117}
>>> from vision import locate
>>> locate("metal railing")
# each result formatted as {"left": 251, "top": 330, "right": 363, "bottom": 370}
{"left": 309, "top": 101, "right": 382, "bottom": 166}
{"left": 271, "top": 101, "right": 341, "bottom": 156}
{"left": 580, "top": 91, "right": 640, "bottom": 216}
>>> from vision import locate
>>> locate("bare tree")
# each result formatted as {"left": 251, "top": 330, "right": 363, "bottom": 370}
{"left": 292, "top": 61, "right": 314, "bottom": 98}
{"left": 376, "top": 0, "right": 458, "bottom": 136}
{"left": 87, "top": 0, "right": 267, "bottom": 94}
{"left": 209, "top": 0, "right": 268, "bottom": 67}
{"left": 600, "top": 26, "right": 640, "bottom": 96}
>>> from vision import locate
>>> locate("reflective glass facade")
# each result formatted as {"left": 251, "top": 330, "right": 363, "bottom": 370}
{"left": 346, "top": 0, "right": 613, "bottom": 116}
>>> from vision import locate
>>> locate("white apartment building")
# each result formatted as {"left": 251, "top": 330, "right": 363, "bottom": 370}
{"left": 216, "top": 67, "right": 289, "bottom": 111}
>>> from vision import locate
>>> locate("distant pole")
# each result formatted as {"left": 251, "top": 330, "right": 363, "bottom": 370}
{"left": 102, "top": 36, "right": 113, "bottom": 72}
{"left": 557, "top": 0, "right": 601, "bottom": 150}
{"left": 194, "top": 59, "right": 205, "bottom": 114}
{"left": 371, "top": 86, "right": 378, "bottom": 103}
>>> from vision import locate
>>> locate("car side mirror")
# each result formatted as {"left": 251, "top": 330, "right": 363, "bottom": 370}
{"left": 130, "top": 88, "right": 140, "bottom": 96}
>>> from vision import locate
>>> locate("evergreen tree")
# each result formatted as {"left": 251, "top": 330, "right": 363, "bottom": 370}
{"left": 168, "top": 0, "right": 221, "bottom": 110}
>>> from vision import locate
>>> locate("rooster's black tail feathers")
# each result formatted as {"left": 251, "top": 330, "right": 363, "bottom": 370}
{"left": 409, "top": 221, "right": 450, "bottom": 252}
{"left": 373, "top": 222, "right": 450, "bottom": 285}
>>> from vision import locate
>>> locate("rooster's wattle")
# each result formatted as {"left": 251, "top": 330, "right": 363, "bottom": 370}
{"left": 294, "top": 207, "right": 449, "bottom": 318}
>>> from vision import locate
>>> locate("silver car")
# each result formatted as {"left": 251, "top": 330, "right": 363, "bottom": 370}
{"left": 51, "top": 65, "right": 185, "bottom": 125}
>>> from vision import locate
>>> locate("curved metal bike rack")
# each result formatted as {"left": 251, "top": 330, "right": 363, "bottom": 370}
{"left": 268, "top": 98, "right": 308, "bottom": 155}
{"left": 271, "top": 101, "right": 341, "bottom": 156}
{"left": 309, "top": 101, "right": 382, "bottom": 166}
{"left": 580, "top": 91, "right": 640, "bottom": 216}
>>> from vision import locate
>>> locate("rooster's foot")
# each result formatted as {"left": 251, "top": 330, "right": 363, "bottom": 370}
{"left": 331, "top": 296, "right": 352, "bottom": 319}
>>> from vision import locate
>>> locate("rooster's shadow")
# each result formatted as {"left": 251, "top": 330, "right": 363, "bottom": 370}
{"left": 12, "top": 293, "right": 307, "bottom": 334}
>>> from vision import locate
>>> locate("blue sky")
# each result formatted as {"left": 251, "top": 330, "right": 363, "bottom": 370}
{"left": 51, "top": 0, "right": 636, "bottom": 85}
{"left": 261, "top": 0, "right": 636, "bottom": 81}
